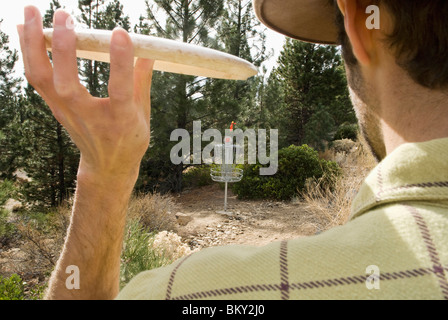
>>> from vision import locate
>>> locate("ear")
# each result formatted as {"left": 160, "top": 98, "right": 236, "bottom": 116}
{"left": 337, "top": 0, "right": 374, "bottom": 66}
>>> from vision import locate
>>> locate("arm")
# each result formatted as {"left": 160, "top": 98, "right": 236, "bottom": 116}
{"left": 18, "top": 6, "right": 154, "bottom": 300}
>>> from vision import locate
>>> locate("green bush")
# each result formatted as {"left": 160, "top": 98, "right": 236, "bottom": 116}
{"left": 232, "top": 145, "right": 340, "bottom": 201}
{"left": 120, "top": 220, "right": 172, "bottom": 289}
{"left": 0, "top": 209, "right": 16, "bottom": 244}
{"left": 0, "top": 180, "right": 19, "bottom": 244}
{"left": 317, "top": 159, "right": 342, "bottom": 191}
{"left": 333, "top": 123, "right": 359, "bottom": 141}
{"left": 0, "top": 274, "right": 44, "bottom": 300}
{"left": 182, "top": 165, "right": 213, "bottom": 189}
{"left": 0, "top": 179, "right": 16, "bottom": 206}
{"left": 0, "top": 274, "right": 25, "bottom": 300}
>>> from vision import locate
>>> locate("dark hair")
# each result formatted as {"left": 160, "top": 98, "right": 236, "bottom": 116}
{"left": 332, "top": 0, "right": 448, "bottom": 89}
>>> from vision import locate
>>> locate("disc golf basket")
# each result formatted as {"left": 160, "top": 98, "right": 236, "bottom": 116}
{"left": 210, "top": 143, "right": 243, "bottom": 214}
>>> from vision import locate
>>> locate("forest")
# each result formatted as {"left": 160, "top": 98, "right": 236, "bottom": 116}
{"left": 0, "top": 0, "right": 363, "bottom": 299}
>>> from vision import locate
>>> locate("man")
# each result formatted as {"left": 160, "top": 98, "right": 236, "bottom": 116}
{"left": 18, "top": 0, "right": 448, "bottom": 300}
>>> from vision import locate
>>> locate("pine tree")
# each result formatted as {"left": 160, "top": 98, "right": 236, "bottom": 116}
{"left": 8, "top": 1, "right": 81, "bottom": 207}
{"left": 134, "top": 0, "right": 272, "bottom": 193}
{"left": 257, "top": 70, "right": 289, "bottom": 145}
{"left": 78, "top": 0, "right": 130, "bottom": 97}
{"left": 0, "top": 19, "right": 23, "bottom": 176}
{"left": 43, "top": 0, "right": 62, "bottom": 25}
{"left": 18, "top": 85, "right": 80, "bottom": 207}
{"left": 0, "top": 19, "right": 21, "bottom": 132}
{"left": 136, "top": 0, "right": 225, "bottom": 193}
{"left": 219, "top": 0, "right": 266, "bottom": 65}
{"left": 275, "top": 39, "right": 354, "bottom": 149}
{"left": 201, "top": 0, "right": 269, "bottom": 130}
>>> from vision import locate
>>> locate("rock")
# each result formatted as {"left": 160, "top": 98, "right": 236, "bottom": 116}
{"left": 4, "top": 199, "right": 23, "bottom": 213}
{"left": 189, "top": 240, "right": 199, "bottom": 246}
{"left": 13, "top": 169, "right": 32, "bottom": 182}
{"left": 175, "top": 212, "right": 193, "bottom": 226}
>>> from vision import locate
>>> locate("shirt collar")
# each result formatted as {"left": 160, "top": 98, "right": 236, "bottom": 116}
{"left": 350, "top": 137, "right": 448, "bottom": 220}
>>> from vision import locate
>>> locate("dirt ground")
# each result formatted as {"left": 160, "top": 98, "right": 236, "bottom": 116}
{"left": 172, "top": 184, "right": 323, "bottom": 249}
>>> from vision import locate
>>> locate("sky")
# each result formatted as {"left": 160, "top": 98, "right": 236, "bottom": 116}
{"left": 0, "top": 0, "right": 286, "bottom": 82}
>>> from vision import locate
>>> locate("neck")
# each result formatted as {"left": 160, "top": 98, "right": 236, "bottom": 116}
{"left": 377, "top": 65, "right": 448, "bottom": 155}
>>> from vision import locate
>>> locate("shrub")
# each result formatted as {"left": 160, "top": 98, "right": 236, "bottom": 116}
{"left": 301, "top": 140, "right": 377, "bottom": 230}
{"left": 120, "top": 220, "right": 173, "bottom": 288}
{"left": 319, "top": 159, "right": 342, "bottom": 190}
{"left": 183, "top": 165, "right": 213, "bottom": 189}
{"left": 126, "top": 192, "right": 176, "bottom": 233}
{"left": 232, "top": 145, "right": 341, "bottom": 201}
{"left": 0, "top": 273, "right": 45, "bottom": 300}
{"left": 0, "top": 209, "right": 16, "bottom": 245}
{"left": 0, "top": 180, "right": 20, "bottom": 245}
{"left": 331, "top": 139, "right": 356, "bottom": 154}
{"left": 333, "top": 123, "right": 359, "bottom": 141}
{"left": 0, "top": 274, "right": 25, "bottom": 300}
{"left": 0, "top": 179, "right": 16, "bottom": 206}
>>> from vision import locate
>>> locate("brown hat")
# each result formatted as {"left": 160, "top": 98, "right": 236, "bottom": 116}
{"left": 253, "top": 0, "right": 338, "bottom": 44}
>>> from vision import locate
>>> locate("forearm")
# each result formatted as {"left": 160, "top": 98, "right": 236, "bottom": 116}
{"left": 45, "top": 163, "right": 139, "bottom": 300}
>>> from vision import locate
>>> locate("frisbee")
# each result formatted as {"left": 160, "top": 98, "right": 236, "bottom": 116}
{"left": 43, "top": 29, "right": 258, "bottom": 81}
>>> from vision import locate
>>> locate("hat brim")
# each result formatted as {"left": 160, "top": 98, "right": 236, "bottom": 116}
{"left": 254, "top": 0, "right": 338, "bottom": 45}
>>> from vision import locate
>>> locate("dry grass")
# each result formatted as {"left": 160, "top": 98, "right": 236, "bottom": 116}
{"left": 300, "top": 138, "right": 377, "bottom": 231}
{"left": 0, "top": 203, "right": 71, "bottom": 297}
{"left": 2, "top": 193, "right": 177, "bottom": 276}
{"left": 126, "top": 192, "right": 177, "bottom": 233}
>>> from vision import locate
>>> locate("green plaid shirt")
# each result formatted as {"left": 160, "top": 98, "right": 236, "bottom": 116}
{"left": 117, "top": 138, "right": 448, "bottom": 300}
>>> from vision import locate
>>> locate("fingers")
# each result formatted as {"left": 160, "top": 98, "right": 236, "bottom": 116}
{"left": 134, "top": 58, "right": 155, "bottom": 121}
{"left": 20, "top": 6, "right": 54, "bottom": 93}
{"left": 108, "top": 28, "right": 135, "bottom": 106}
{"left": 52, "top": 9, "right": 83, "bottom": 99}
{"left": 19, "top": 7, "right": 85, "bottom": 103}
{"left": 19, "top": 6, "right": 68, "bottom": 123}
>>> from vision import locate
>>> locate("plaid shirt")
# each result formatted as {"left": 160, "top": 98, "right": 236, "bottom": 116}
{"left": 116, "top": 138, "right": 448, "bottom": 300}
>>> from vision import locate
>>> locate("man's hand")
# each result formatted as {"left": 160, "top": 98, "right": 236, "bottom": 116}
{"left": 18, "top": 6, "right": 154, "bottom": 181}
{"left": 17, "top": 6, "right": 154, "bottom": 300}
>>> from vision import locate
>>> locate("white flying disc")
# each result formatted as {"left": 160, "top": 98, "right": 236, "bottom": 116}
{"left": 43, "top": 29, "right": 258, "bottom": 81}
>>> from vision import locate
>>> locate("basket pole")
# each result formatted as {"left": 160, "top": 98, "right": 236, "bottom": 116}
{"left": 224, "top": 181, "right": 228, "bottom": 212}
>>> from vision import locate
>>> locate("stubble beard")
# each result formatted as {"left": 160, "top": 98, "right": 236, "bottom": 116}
{"left": 345, "top": 65, "right": 387, "bottom": 162}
